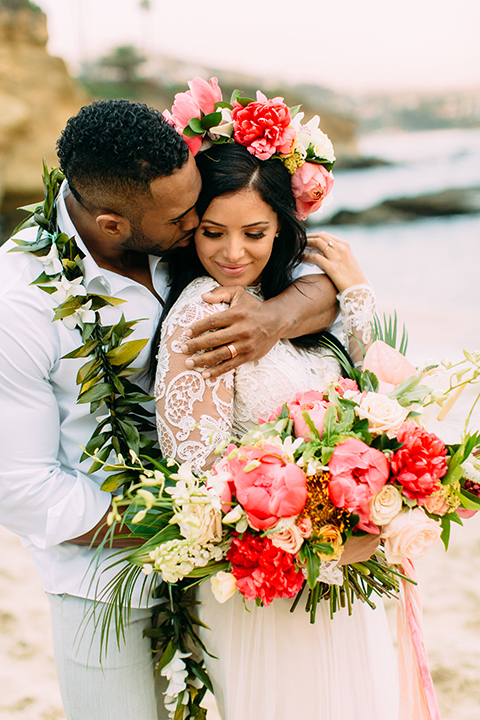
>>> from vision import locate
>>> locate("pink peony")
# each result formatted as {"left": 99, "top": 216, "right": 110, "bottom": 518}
{"left": 335, "top": 377, "right": 359, "bottom": 395}
{"left": 363, "top": 341, "right": 417, "bottom": 387}
{"left": 290, "top": 162, "right": 334, "bottom": 220}
{"left": 226, "top": 443, "right": 307, "bottom": 530}
{"left": 287, "top": 390, "right": 330, "bottom": 440}
{"left": 232, "top": 92, "right": 296, "bottom": 160}
{"left": 390, "top": 423, "right": 448, "bottom": 502}
{"left": 265, "top": 390, "right": 330, "bottom": 440}
{"left": 328, "top": 438, "right": 390, "bottom": 531}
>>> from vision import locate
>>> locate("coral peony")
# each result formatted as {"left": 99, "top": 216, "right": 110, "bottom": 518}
{"left": 328, "top": 437, "right": 390, "bottom": 531}
{"left": 390, "top": 423, "right": 448, "bottom": 501}
{"left": 231, "top": 444, "right": 307, "bottom": 530}
{"left": 232, "top": 92, "right": 296, "bottom": 160}
{"left": 290, "top": 162, "right": 334, "bottom": 220}
{"left": 227, "top": 532, "right": 304, "bottom": 605}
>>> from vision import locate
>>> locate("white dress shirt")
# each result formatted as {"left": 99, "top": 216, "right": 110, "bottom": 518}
{"left": 0, "top": 182, "right": 168, "bottom": 604}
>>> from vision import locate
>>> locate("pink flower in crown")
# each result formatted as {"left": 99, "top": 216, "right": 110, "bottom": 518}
{"left": 167, "top": 77, "right": 223, "bottom": 155}
{"left": 232, "top": 92, "right": 296, "bottom": 160}
{"left": 188, "top": 76, "right": 222, "bottom": 114}
{"left": 290, "top": 162, "right": 334, "bottom": 220}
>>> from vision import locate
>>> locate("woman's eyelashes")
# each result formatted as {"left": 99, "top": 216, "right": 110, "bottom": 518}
{"left": 200, "top": 228, "right": 267, "bottom": 240}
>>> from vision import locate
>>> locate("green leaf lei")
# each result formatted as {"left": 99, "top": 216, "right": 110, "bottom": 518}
{"left": 9, "top": 162, "right": 162, "bottom": 487}
{"left": 9, "top": 163, "right": 212, "bottom": 720}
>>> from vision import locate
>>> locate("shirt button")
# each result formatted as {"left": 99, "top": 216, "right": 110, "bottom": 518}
{"left": 139, "top": 287, "right": 148, "bottom": 296}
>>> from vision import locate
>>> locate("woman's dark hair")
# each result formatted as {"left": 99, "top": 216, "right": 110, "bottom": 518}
{"left": 146, "top": 143, "right": 349, "bottom": 384}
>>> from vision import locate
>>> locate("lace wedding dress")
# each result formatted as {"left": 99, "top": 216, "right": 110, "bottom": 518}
{"left": 155, "top": 277, "right": 399, "bottom": 720}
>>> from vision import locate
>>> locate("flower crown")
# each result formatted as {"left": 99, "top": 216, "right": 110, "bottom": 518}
{"left": 164, "top": 77, "right": 335, "bottom": 220}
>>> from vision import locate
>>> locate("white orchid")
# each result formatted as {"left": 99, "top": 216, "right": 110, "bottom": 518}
{"left": 51, "top": 275, "right": 87, "bottom": 304}
{"left": 61, "top": 299, "right": 95, "bottom": 330}
{"left": 208, "top": 107, "right": 234, "bottom": 140}
{"left": 161, "top": 649, "right": 190, "bottom": 699}
{"left": 38, "top": 243, "right": 63, "bottom": 276}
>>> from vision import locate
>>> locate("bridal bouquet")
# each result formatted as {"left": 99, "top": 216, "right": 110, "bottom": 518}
{"left": 97, "top": 339, "right": 480, "bottom": 719}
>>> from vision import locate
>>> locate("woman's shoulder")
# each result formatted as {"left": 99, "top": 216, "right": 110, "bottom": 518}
{"left": 162, "top": 276, "right": 227, "bottom": 340}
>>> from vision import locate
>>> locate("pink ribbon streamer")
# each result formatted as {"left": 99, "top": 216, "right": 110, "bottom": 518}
{"left": 397, "top": 559, "right": 440, "bottom": 720}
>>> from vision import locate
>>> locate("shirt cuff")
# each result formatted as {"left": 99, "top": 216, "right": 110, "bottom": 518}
{"left": 42, "top": 473, "right": 112, "bottom": 548}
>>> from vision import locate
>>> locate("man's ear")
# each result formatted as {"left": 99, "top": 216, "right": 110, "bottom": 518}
{"left": 96, "top": 213, "right": 131, "bottom": 240}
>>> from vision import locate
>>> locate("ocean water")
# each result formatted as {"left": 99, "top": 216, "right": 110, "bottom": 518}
{"left": 311, "top": 128, "right": 480, "bottom": 365}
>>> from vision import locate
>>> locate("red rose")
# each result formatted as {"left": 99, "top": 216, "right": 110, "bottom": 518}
{"left": 231, "top": 444, "right": 307, "bottom": 530}
{"left": 328, "top": 437, "right": 390, "bottom": 531}
{"left": 232, "top": 92, "right": 296, "bottom": 160}
{"left": 227, "top": 531, "right": 304, "bottom": 606}
{"left": 390, "top": 422, "right": 447, "bottom": 501}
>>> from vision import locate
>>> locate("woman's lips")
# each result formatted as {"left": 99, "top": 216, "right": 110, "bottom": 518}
{"left": 216, "top": 263, "right": 250, "bottom": 276}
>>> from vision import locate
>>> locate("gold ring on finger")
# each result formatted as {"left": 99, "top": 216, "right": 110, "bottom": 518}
{"left": 227, "top": 343, "right": 238, "bottom": 359}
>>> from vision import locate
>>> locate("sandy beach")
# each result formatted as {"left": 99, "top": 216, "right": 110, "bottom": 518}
{"left": 1, "top": 515, "right": 480, "bottom": 720}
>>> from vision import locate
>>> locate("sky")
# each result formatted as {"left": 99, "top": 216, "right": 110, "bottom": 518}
{"left": 36, "top": 0, "right": 480, "bottom": 94}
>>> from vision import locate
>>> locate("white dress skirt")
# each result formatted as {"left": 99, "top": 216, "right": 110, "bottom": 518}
{"left": 155, "top": 276, "right": 399, "bottom": 720}
{"left": 197, "top": 586, "right": 399, "bottom": 720}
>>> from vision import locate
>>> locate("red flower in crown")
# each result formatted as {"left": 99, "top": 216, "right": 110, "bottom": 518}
{"left": 232, "top": 92, "right": 296, "bottom": 160}
{"left": 390, "top": 422, "right": 448, "bottom": 502}
{"left": 227, "top": 531, "right": 304, "bottom": 606}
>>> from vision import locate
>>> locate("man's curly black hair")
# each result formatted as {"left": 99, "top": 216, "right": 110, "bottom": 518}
{"left": 56, "top": 99, "right": 189, "bottom": 218}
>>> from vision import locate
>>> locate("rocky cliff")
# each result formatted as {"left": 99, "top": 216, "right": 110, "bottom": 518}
{"left": 0, "top": 2, "right": 87, "bottom": 211}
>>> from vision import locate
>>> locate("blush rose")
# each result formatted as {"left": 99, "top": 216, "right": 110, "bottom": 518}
{"left": 290, "top": 162, "right": 334, "bottom": 220}
{"left": 356, "top": 392, "right": 410, "bottom": 439}
{"left": 381, "top": 508, "right": 442, "bottom": 564}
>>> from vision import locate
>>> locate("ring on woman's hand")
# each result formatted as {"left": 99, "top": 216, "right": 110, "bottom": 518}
{"left": 324, "top": 241, "right": 334, "bottom": 253}
{"left": 227, "top": 343, "right": 238, "bottom": 359}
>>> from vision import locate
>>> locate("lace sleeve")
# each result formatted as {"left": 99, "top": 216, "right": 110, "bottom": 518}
{"left": 154, "top": 278, "right": 234, "bottom": 474}
{"left": 337, "top": 283, "right": 376, "bottom": 367}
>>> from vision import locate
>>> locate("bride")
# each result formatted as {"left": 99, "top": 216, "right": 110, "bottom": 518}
{"left": 153, "top": 138, "right": 399, "bottom": 719}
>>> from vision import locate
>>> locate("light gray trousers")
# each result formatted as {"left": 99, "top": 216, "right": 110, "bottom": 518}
{"left": 47, "top": 593, "right": 169, "bottom": 720}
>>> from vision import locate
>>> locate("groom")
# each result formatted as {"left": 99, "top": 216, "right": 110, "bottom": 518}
{"left": 0, "top": 99, "right": 337, "bottom": 720}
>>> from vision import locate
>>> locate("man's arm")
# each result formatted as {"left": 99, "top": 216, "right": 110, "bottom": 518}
{"left": 68, "top": 506, "right": 142, "bottom": 548}
{"left": 0, "top": 298, "right": 136, "bottom": 550}
{"left": 180, "top": 274, "right": 338, "bottom": 380}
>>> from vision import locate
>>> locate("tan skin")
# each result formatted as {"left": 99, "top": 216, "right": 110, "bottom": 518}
{"left": 65, "top": 156, "right": 338, "bottom": 548}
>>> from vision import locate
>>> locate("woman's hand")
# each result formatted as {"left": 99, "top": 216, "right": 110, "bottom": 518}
{"left": 304, "top": 232, "right": 367, "bottom": 293}
{"left": 338, "top": 533, "right": 380, "bottom": 566}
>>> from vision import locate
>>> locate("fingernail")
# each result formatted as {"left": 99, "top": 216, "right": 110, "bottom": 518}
{"left": 181, "top": 344, "right": 189, "bottom": 353}
{"left": 185, "top": 329, "right": 192, "bottom": 337}
{"left": 185, "top": 358, "right": 194, "bottom": 368}
{"left": 202, "top": 371, "right": 211, "bottom": 379}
